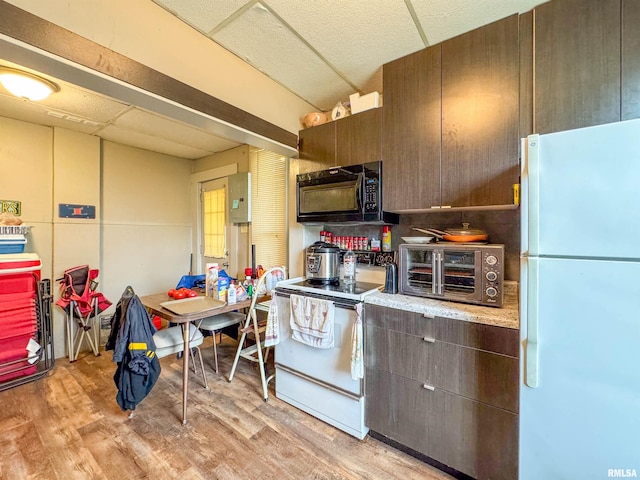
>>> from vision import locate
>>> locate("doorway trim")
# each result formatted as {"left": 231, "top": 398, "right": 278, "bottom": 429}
{"left": 190, "top": 163, "right": 238, "bottom": 274}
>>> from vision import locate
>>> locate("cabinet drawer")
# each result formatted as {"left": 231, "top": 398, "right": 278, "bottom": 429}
{"left": 439, "top": 390, "right": 518, "bottom": 480}
{"left": 365, "top": 325, "right": 440, "bottom": 384}
{"left": 365, "top": 368, "right": 442, "bottom": 458}
{"left": 365, "top": 304, "right": 435, "bottom": 337}
{"left": 439, "top": 343, "right": 519, "bottom": 413}
{"left": 434, "top": 316, "right": 519, "bottom": 357}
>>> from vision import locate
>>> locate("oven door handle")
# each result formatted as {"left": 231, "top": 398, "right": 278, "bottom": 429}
{"left": 275, "top": 363, "right": 363, "bottom": 399}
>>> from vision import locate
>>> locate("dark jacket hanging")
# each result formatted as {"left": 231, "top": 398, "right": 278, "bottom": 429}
{"left": 106, "top": 286, "right": 160, "bottom": 411}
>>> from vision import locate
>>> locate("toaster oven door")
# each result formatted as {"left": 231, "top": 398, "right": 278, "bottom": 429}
{"left": 401, "top": 245, "right": 483, "bottom": 303}
{"left": 439, "top": 249, "right": 483, "bottom": 302}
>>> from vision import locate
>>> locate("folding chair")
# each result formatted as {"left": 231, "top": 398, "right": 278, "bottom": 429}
{"left": 56, "top": 265, "right": 111, "bottom": 362}
{"left": 228, "top": 266, "right": 286, "bottom": 401}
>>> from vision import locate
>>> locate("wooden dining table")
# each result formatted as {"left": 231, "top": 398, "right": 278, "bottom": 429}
{"left": 140, "top": 293, "right": 253, "bottom": 425}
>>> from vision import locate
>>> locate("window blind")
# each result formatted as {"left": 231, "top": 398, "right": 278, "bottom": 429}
{"left": 250, "top": 148, "right": 287, "bottom": 269}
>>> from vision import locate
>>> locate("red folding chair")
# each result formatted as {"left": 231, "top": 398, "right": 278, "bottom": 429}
{"left": 56, "top": 265, "right": 111, "bottom": 362}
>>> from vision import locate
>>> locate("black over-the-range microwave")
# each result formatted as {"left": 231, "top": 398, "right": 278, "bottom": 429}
{"left": 296, "top": 161, "right": 398, "bottom": 224}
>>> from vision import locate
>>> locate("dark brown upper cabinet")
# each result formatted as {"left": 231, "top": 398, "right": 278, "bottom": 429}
{"left": 336, "top": 108, "right": 382, "bottom": 167}
{"left": 534, "top": 0, "right": 621, "bottom": 134}
{"left": 519, "top": 10, "right": 534, "bottom": 140}
{"left": 298, "top": 109, "right": 382, "bottom": 174}
{"left": 297, "top": 121, "right": 336, "bottom": 174}
{"left": 441, "top": 14, "right": 520, "bottom": 208}
{"left": 382, "top": 45, "right": 442, "bottom": 212}
{"left": 382, "top": 15, "right": 520, "bottom": 212}
{"left": 622, "top": 0, "right": 640, "bottom": 121}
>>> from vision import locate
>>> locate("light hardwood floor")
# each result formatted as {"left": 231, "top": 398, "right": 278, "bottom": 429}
{"left": 0, "top": 337, "right": 455, "bottom": 480}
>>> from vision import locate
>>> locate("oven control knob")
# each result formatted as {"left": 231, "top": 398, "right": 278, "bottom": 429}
{"left": 486, "top": 271, "right": 498, "bottom": 282}
{"left": 486, "top": 286, "right": 498, "bottom": 298}
{"left": 486, "top": 255, "right": 498, "bottom": 266}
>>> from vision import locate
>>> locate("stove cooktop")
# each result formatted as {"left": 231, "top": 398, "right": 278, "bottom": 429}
{"left": 277, "top": 278, "right": 382, "bottom": 301}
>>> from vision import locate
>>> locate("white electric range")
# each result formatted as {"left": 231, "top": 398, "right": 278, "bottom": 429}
{"left": 273, "top": 277, "right": 382, "bottom": 440}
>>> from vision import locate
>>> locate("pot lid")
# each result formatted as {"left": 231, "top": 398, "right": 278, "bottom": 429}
{"left": 445, "top": 223, "right": 487, "bottom": 236}
{"left": 307, "top": 241, "right": 340, "bottom": 253}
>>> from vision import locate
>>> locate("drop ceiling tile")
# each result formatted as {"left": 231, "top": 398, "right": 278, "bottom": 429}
{"left": 0, "top": 93, "right": 102, "bottom": 134}
{"left": 412, "top": 0, "right": 547, "bottom": 45}
{"left": 42, "top": 83, "right": 130, "bottom": 123}
{"left": 212, "top": 2, "right": 353, "bottom": 111}
{"left": 99, "top": 124, "right": 212, "bottom": 159}
{"left": 1, "top": 59, "right": 129, "bottom": 123}
{"left": 265, "top": 0, "right": 425, "bottom": 93}
{"left": 152, "top": 0, "right": 249, "bottom": 34}
{"left": 113, "top": 107, "right": 240, "bottom": 152}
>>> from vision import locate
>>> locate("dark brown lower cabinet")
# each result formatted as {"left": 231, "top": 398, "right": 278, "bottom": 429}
{"left": 440, "top": 391, "right": 518, "bottom": 480}
{"left": 365, "top": 368, "right": 443, "bottom": 461}
{"left": 364, "top": 304, "right": 519, "bottom": 480}
{"left": 439, "top": 342, "right": 519, "bottom": 414}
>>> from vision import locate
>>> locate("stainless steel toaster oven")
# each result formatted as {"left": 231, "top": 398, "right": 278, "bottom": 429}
{"left": 398, "top": 243, "right": 504, "bottom": 307}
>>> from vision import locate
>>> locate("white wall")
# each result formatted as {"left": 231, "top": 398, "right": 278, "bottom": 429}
{"left": 51, "top": 129, "right": 101, "bottom": 352}
{"left": 101, "top": 141, "right": 193, "bottom": 304}
{"left": 0, "top": 115, "right": 194, "bottom": 359}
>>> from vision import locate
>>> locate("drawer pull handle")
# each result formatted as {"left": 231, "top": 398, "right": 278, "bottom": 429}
{"left": 423, "top": 336, "right": 435, "bottom": 343}
{"left": 423, "top": 384, "right": 435, "bottom": 391}
{"left": 423, "top": 313, "right": 435, "bottom": 319}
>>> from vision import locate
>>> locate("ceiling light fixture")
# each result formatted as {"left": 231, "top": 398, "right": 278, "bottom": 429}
{"left": 0, "top": 66, "right": 60, "bottom": 101}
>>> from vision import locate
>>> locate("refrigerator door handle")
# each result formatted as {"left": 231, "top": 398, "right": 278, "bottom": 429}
{"left": 526, "top": 135, "right": 540, "bottom": 256}
{"left": 525, "top": 258, "right": 539, "bottom": 388}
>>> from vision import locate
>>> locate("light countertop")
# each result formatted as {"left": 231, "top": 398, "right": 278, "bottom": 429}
{"left": 364, "top": 282, "right": 519, "bottom": 330}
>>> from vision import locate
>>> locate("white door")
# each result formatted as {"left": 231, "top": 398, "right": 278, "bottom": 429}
{"left": 525, "top": 118, "right": 640, "bottom": 259}
{"left": 519, "top": 256, "right": 640, "bottom": 479}
{"left": 201, "top": 178, "right": 237, "bottom": 276}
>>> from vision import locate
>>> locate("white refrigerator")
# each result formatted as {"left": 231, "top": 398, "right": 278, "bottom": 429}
{"left": 520, "top": 118, "right": 640, "bottom": 480}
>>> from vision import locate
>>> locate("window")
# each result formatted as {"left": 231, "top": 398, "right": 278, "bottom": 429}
{"left": 203, "top": 186, "right": 225, "bottom": 258}
{"left": 250, "top": 148, "right": 287, "bottom": 269}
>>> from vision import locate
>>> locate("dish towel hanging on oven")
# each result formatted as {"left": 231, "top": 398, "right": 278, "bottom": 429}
{"left": 264, "top": 298, "right": 280, "bottom": 347}
{"left": 351, "top": 302, "right": 364, "bottom": 380}
{"left": 289, "top": 294, "right": 335, "bottom": 348}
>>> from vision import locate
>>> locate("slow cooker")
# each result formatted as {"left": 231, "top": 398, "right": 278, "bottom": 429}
{"left": 305, "top": 241, "right": 340, "bottom": 284}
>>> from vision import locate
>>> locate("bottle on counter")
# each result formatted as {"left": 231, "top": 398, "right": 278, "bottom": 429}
{"left": 206, "top": 263, "right": 219, "bottom": 298}
{"left": 382, "top": 226, "right": 392, "bottom": 252}
{"left": 244, "top": 275, "right": 253, "bottom": 298}
{"left": 343, "top": 241, "right": 356, "bottom": 285}
{"left": 227, "top": 280, "right": 237, "bottom": 305}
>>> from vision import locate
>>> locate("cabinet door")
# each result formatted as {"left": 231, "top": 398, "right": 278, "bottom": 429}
{"left": 365, "top": 325, "right": 440, "bottom": 384}
{"left": 365, "top": 368, "right": 443, "bottom": 459}
{"left": 535, "top": 0, "right": 621, "bottom": 134}
{"left": 622, "top": 0, "right": 640, "bottom": 120}
{"left": 434, "top": 315, "right": 519, "bottom": 358}
{"left": 298, "top": 122, "right": 336, "bottom": 174}
{"left": 439, "top": 342, "right": 519, "bottom": 413}
{"left": 441, "top": 15, "right": 520, "bottom": 208}
{"left": 439, "top": 391, "right": 518, "bottom": 480}
{"left": 519, "top": 10, "right": 534, "bottom": 139}
{"left": 336, "top": 109, "right": 382, "bottom": 167}
{"left": 382, "top": 46, "right": 441, "bottom": 211}
{"left": 365, "top": 303, "right": 435, "bottom": 337}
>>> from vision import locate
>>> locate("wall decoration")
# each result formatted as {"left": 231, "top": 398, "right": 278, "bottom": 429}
{"left": 0, "top": 200, "right": 21, "bottom": 215}
{"left": 58, "top": 204, "right": 96, "bottom": 219}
